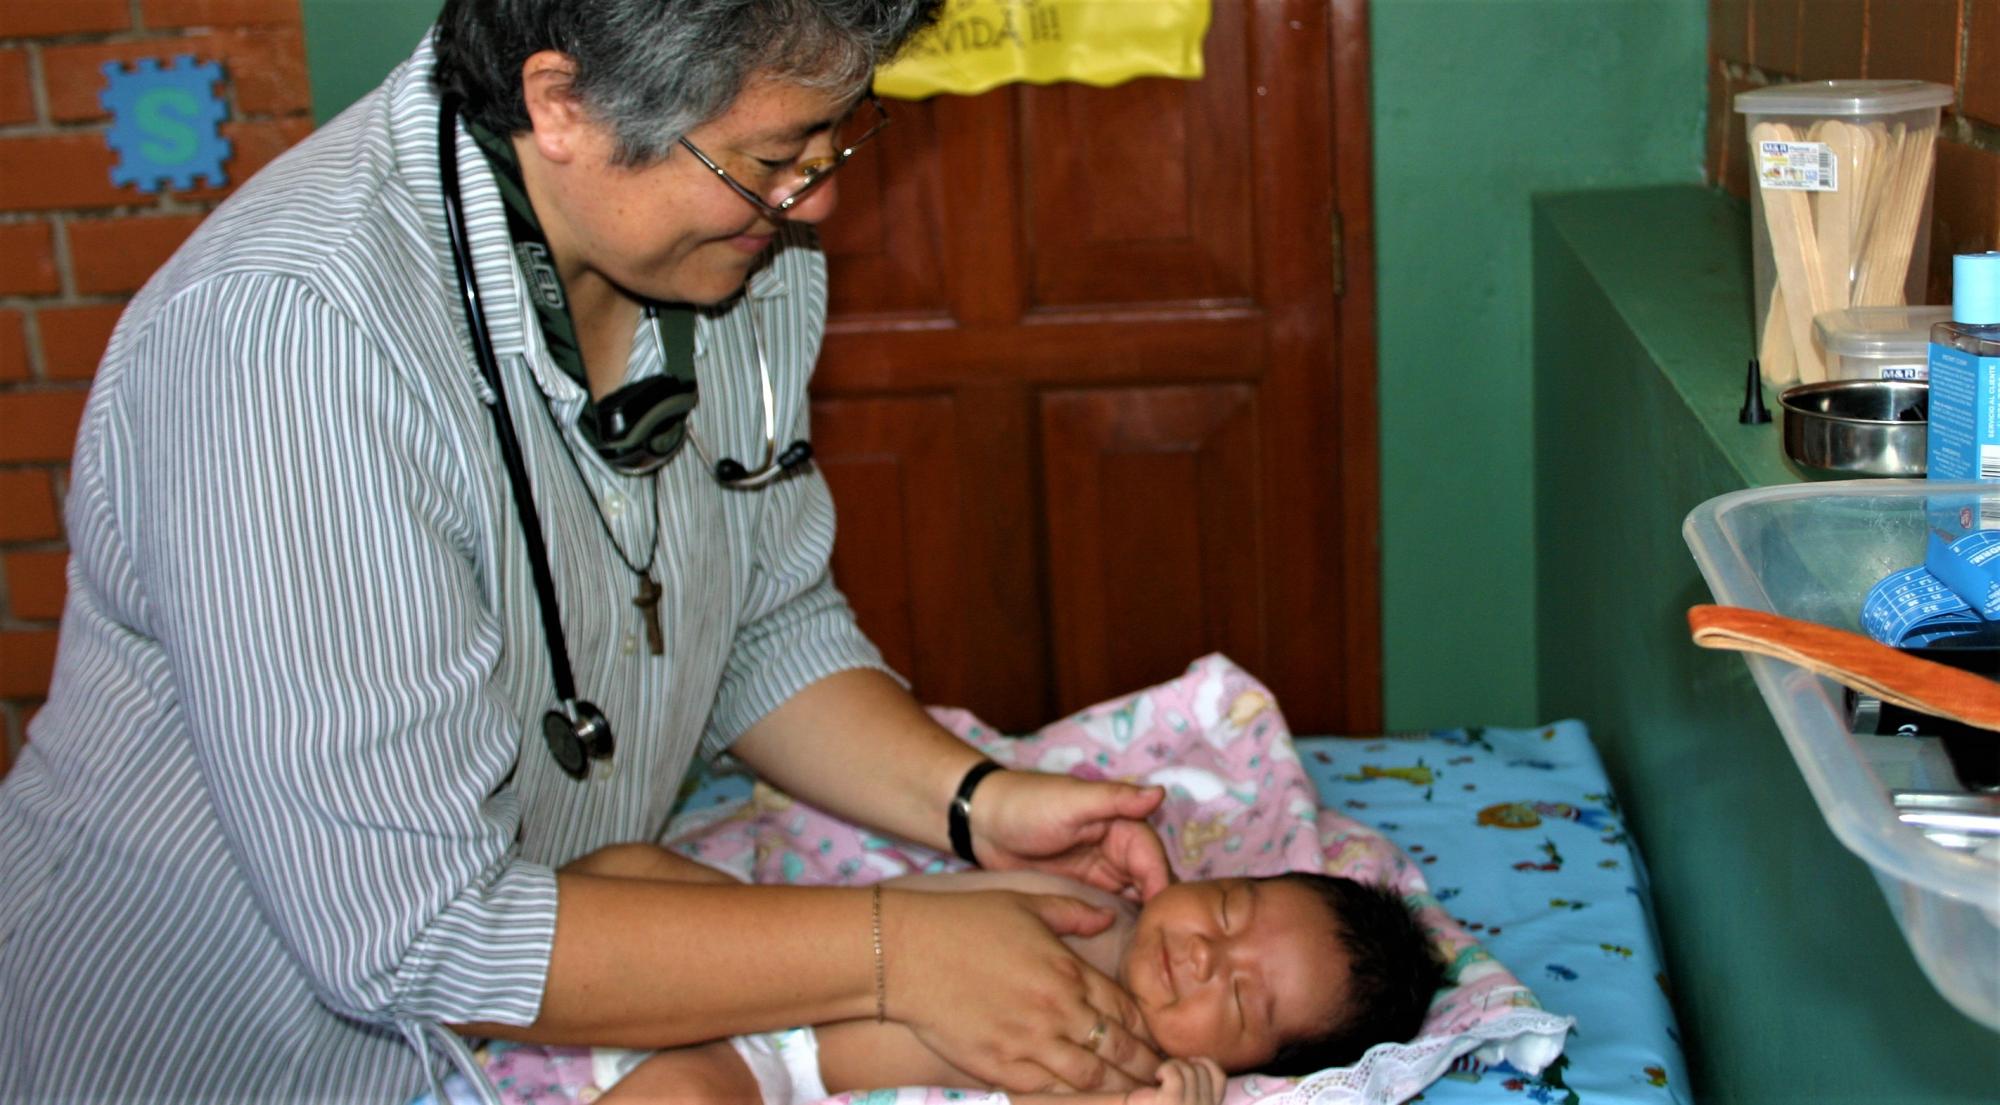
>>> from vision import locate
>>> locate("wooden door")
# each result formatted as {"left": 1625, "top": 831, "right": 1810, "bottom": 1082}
{"left": 812, "top": 0, "right": 1379, "bottom": 735}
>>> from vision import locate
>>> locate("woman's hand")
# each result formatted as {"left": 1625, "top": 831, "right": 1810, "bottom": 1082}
{"left": 967, "top": 770, "right": 1174, "bottom": 901}
{"left": 883, "top": 887, "right": 1162, "bottom": 1092}
{"left": 1127, "top": 1058, "right": 1228, "bottom": 1105}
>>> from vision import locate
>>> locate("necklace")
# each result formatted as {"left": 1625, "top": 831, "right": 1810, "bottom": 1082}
{"left": 531, "top": 389, "right": 668, "bottom": 655}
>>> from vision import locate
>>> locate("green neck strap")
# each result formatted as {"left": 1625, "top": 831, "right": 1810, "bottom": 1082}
{"left": 463, "top": 119, "right": 698, "bottom": 412}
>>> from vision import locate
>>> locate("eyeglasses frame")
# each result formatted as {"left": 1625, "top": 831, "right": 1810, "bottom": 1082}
{"left": 679, "top": 95, "right": 890, "bottom": 221}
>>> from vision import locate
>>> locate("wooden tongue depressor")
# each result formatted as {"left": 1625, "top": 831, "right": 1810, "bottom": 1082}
{"left": 1689, "top": 604, "right": 2000, "bottom": 733}
{"left": 1814, "top": 119, "right": 1859, "bottom": 310}
{"left": 1857, "top": 122, "right": 1937, "bottom": 307}
{"left": 1751, "top": 121, "right": 1829, "bottom": 382}
{"left": 1853, "top": 122, "right": 1897, "bottom": 305}
{"left": 1761, "top": 284, "right": 1798, "bottom": 383}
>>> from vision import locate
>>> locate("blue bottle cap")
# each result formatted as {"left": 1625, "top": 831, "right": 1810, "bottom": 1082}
{"left": 1955, "top": 252, "right": 2000, "bottom": 325}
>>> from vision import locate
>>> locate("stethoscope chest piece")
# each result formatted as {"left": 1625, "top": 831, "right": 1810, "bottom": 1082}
{"left": 542, "top": 701, "right": 614, "bottom": 780}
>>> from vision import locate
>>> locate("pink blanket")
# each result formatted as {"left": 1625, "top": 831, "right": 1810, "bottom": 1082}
{"left": 462, "top": 656, "right": 1572, "bottom": 1105}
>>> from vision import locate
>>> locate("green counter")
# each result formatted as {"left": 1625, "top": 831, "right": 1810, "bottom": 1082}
{"left": 1533, "top": 186, "right": 1997, "bottom": 1103}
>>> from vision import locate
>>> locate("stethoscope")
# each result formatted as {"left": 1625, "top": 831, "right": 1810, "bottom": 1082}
{"left": 436, "top": 97, "right": 812, "bottom": 779}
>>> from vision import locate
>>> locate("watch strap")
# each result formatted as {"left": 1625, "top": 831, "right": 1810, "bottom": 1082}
{"left": 947, "top": 760, "right": 1004, "bottom": 866}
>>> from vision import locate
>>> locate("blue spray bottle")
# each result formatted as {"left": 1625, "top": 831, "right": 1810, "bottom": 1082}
{"left": 1926, "top": 252, "right": 2000, "bottom": 482}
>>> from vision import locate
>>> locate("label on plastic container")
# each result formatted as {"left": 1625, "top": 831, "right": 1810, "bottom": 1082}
{"left": 1755, "top": 139, "right": 1838, "bottom": 192}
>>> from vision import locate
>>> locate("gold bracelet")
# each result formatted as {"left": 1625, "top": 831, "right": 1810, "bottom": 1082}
{"left": 870, "top": 884, "right": 887, "bottom": 1023}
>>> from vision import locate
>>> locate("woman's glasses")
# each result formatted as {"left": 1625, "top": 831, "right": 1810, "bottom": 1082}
{"left": 679, "top": 95, "right": 890, "bottom": 220}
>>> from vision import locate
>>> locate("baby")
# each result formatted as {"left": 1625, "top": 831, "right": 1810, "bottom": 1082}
{"left": 566, "top": 844, "right": 1445, "bottom": 1105}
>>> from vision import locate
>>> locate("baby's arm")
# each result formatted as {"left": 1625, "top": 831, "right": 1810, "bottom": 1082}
{"left": 817, "top": 1025, "right": 1223, "bottom": 1105}
{"left": 1009, "top": 1059, "right": 1228, "bottom": 1105}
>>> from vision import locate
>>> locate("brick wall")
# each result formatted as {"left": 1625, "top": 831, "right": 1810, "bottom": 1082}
{"left": 1708, "top": 0, "right": 2000, "bottom": 302}
{"left": 0, "top": 0, "right": 314, "bottom": 773}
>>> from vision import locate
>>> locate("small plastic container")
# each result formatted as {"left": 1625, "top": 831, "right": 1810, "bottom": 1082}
{"left": 1684, "top": 480, "right": 2000, "bottom": 1032}
{"left": 1735, "top": 81, "right": 1954, "bottom": 387}
{"left": 1814, "top": 304, "right": 1950, "bottom": 381}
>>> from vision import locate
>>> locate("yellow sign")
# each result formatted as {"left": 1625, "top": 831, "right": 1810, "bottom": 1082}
{"left": 876, "top": 0, "right": 1211, "bottom": 100}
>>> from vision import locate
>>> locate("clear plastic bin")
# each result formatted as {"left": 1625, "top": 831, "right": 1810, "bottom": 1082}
{"left": 1684, "top": 480, "right": 1999, "bottom": 1032}
{"left": 1814, "top": 304, "right": 1950, "bottom": 381}
{"left": 1736, "top": 81, "right": 1953, "bottom": 387}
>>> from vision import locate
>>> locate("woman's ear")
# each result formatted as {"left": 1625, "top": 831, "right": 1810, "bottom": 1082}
{"left": 519, "top": 49, "right": 588, "bottom": 164}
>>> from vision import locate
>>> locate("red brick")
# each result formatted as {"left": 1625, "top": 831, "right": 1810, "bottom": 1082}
{"left": 0, "top": 312, "right": 26, "bottom": 382}
{"left": 143, "top": 0, "right": 302, "bottom": 28}
{"left": 5, "top": 551, "right": 67, "bottom": 622}
{"left": 1867, "top": 0, "right": 1960, "bottom": 84}
{"left": 0, "top": 470, "right": 60, "bottom": 541}
{"left": 1751, "top": 0, "right": 1803, "bottom": 75}
{"left": 0, "top": 49, "right": 34, "bottom": 128}
{"left": 0, "top": 308, "right": 25, "bottom": 382}
{"left": 1713, "top": 0, "right": 1751, "bottom": 62}
{"left": 0, "top": 391, "right": 89, "bottom": 463}
{"left": 0, "top": 630, "right": 59, "bottom": 698}
{"left": 0, "top": 222, "right": 61, "bottom": 298}
{"left": 69, "top": 214, "right": 203, "bottom": 296}
{"left": 37, "top": 303, "right": 124, "bottom": 381}
{"left": 227, "top": 29, "right": 310, "bottom": 117}
{"left": 1800, "top": 0, "right": 1864, "bottom": 78}
{"left": 44, "top": 41, "right": 228, "bottom": 125}
{"left": 0, "top": 133, "right": 144, "bottom": 213}
{"left": 44, "top": 30, "right": 310, "bottom": 122}
{"left": 1967, "top": 0, "right": 2000, "bottom": 126}
{"left": 0, "top": 0, "right": 132, "bottom": 37}
{"left": 0, "top": 115, "right": 315, "bottom": 212}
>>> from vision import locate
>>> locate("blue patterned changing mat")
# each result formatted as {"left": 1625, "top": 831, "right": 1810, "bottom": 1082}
{"left": 1299, "top": 721, "right": 1688, "bottom": 1105}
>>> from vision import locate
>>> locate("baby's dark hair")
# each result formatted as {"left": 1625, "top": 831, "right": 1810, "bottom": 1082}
{"left": 1259, "top": 872, "right": 1446, "bottom": 1077}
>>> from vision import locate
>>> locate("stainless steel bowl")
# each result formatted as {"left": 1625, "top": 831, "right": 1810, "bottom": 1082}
{"left": 1779, "top": 379, "right": 1928, "bottom": 478}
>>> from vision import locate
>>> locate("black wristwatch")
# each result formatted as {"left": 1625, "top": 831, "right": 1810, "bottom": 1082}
{"left": 947, "top": 760, "right": 1005, "bottom": 866}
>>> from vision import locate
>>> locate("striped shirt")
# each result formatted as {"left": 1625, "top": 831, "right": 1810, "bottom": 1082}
{"left": 0, "top": 37, "right": 887, "bottom": 1103}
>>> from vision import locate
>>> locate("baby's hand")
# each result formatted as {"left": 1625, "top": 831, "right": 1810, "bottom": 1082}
{"left": 1125, "top": 1058, "right": 1228, "bottom": 1105}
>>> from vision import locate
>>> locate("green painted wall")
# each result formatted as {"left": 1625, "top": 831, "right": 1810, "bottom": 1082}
{"left": 302, "top": 0, "right": 440, "bottom": 124}
{"left": 1372, "top": 0, "right": 1707, "bottom": 729}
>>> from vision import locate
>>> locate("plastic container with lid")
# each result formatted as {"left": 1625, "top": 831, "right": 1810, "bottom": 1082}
{"left": 1813, "top": 304, "right": 1950, "bottom": 381}
{"left": 1684, "top": 480, "right": 2000, "bottom": 1033}
{"left": 1735, "top": 80, "right": 1954, "bottom": 387}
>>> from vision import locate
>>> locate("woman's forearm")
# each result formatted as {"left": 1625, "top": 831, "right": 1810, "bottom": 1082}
{"left": 727, "top": 668, "right": 984, "bottom": 853}
{"left": 458, "top": 875, "right": 879, "bottom": 1049}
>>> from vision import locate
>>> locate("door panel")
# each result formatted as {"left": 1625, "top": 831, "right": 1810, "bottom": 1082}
{"left": 1040, "top": 385, "right": 1263, "bottom": 709}
{"left": 813, "top": 0, "right": 1379, "bottom": 734}
{"left": 1021, "top": 19, "right": 1255, "bottom": 308}
{"left": 819, "top": 99, "right": 951, "bottom": 318}
{"left": 812, "top": 395, "right": 964, "bottom": 706}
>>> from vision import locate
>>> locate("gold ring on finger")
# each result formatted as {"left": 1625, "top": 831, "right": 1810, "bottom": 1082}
{"left": 1083, "top": 1017, "right": 1107, "bottom": 1050}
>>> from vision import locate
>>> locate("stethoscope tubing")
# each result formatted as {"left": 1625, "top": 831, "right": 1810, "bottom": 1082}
{"left": 437, "top": 97, "right": 588, "bottom": 718}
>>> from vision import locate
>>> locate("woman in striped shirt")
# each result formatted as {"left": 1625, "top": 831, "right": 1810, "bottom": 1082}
{"left": 0, "top": 1, "right": 1177, "bottom": 1100}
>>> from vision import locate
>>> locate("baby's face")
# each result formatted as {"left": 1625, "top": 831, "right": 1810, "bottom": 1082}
{"left": 1117, "top": 877, "right": 1349, "bottom": 1071}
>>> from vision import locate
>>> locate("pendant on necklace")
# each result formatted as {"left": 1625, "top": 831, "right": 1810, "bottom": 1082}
{"left": 633, "top": 572, "right": 664, "bottom": 656}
